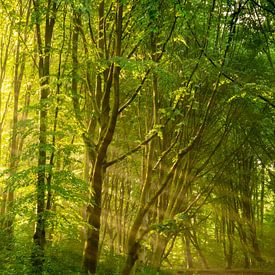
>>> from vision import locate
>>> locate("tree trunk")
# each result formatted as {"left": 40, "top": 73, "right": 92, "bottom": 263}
{"left": 2, "top": 0, "right": 30, "bottom": 245}
{"left": 83, "top": 158, "right": 104, "bottom": 273}
{"left": 82, "top": 2, "right": 122, "bottom": 273}
{"left": 5, "top": 33, "right": 24, "bottom": 240}
{"left": 185, "top": 235, "right": 193, "bottom": 269}
{"left": 0, "top": 23, "right": 12, "bottom": 216}
{"left": 32, "top": 0, "right": 56, "bottom": 272}
{"left": 0, "top": 20, "right": 13, "bottom": 167}
{"left": 151, "top": 235, "right": 168, "bottom": 270}
{"left": 226, "top": 220, "right": 234, "bottom": 269}
{"left": 189, "top": 229, "right": 209, "bottom": 269}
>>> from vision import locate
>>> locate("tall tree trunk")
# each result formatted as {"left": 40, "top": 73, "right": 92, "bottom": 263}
{"left": 0, "top": 20, "right": 13, "bottom": 167}
{"left": 185, "top": 234, "right": 193, "bottom": 269}
{"left": 5, "top": 33, "right": 24, "bottom": 240}
{"left": 189, "top": 228, "right": 209, "bottom": 269}
{"left": 259, "top": 165, "right": 265, "bottom": 236}
{"left": 225, "top": 220, "right": 234, "bottom": 269}
{"left": 32, "top": 0, "right": 56, "bottom": 272}
{"left": 151, "top": 235, "right": 168, "bottom": 270}
{"left": 0, "top": 23, "right": 13, "bottom": 217}
{"left": 82, "top": 1, "right": 122, "bottom": 273}
{"left": 2, "top": 0, "right": 30, "bottom": 242}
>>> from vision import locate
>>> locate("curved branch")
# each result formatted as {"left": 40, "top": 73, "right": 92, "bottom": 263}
{"left": 118, "top": 69, "right": 151, "bottom": 114}
{"left": 104, "top": 131, "right": 157, "bottom": 168}
{"left": 258, "top": 95, "right": 275, "bottom": 108}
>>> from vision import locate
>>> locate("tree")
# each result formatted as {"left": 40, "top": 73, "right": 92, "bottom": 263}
{"left": 32, "top": 0, "right": 57, "bottom": 271}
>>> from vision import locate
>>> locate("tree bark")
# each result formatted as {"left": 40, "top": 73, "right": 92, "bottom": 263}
{"left": 185, "top": 235, "right": 193, "bottom": 269}
{"left": 82, "top": 1, "right": 122, "bottom": 273}
{"left": 5, "top": 31, "right": 24, "bottom": 240}
{"left": 32, "top": 0, "right": 56, "bottom": 272}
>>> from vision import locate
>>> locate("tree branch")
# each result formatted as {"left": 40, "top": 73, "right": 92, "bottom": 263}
{"left": 258, "top": 95, "right": 275, "bottom": 108}
{"left": 104, "top": 131, "right": 157, "bottom": 168}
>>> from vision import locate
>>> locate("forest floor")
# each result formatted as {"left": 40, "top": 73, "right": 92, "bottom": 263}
{"left": 176, "top": 269, "right": 275, "bottom": 275}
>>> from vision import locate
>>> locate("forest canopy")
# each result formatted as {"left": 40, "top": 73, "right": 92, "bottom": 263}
{"left": 0, "top": 0, "right": 274, "bottom": 274}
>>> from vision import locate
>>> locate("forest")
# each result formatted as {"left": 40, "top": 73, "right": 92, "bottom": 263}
{"left": 0, "top": 0, "right": 274, "bottom": 274}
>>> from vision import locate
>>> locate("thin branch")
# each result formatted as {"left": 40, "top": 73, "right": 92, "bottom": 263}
{"left": 187, "top": 22, "right": 235, "bottom": 83}
{"left": 104, "top": 131, "right": 157, "bottom": 168}
{"left": 251, "top": 0, "right": 275, "bottom": 15}
{"left": 118, "top": 69, "right": 151, "bottom": 114}
{"left": 156, "top": 14, "right": 177, "bottom": 62}
{"left": 153, "top": 131, "right": 180, "bottom": 170}
{"left": 257, "top": 95, "right": 275, "bottom": 109}
{"left": 88, "top": 16, "right": 97, "bottom": 46}
{"left": 0, "top": 91, "right": 11, "bottom": 131}
{"left": 119, "top": 12, "right": 177, "bottom": 115}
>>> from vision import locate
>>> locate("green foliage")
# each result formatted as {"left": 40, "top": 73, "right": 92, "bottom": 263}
{"left": 43, "top": 241, "right": 83, "bottom": 274}
{"left": 0, "top": 0, "right": 275, "bottom": 273}
{"left": 151, "top": 219, "right": 178, "bottom": 236}
{"left": 97, "top": 251, "right": 175, "bottom": 275}
{"left": 97, "top": 251, "right": 125, "bottom": 275}
{"left": 135, "top": 265, "right": 175, "bottom": 275}
{"left": 0, "top": 231, "right": 32, "bottom": 274}
{"left": 0, "top": 233, "right": 84, "bottom": 275}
